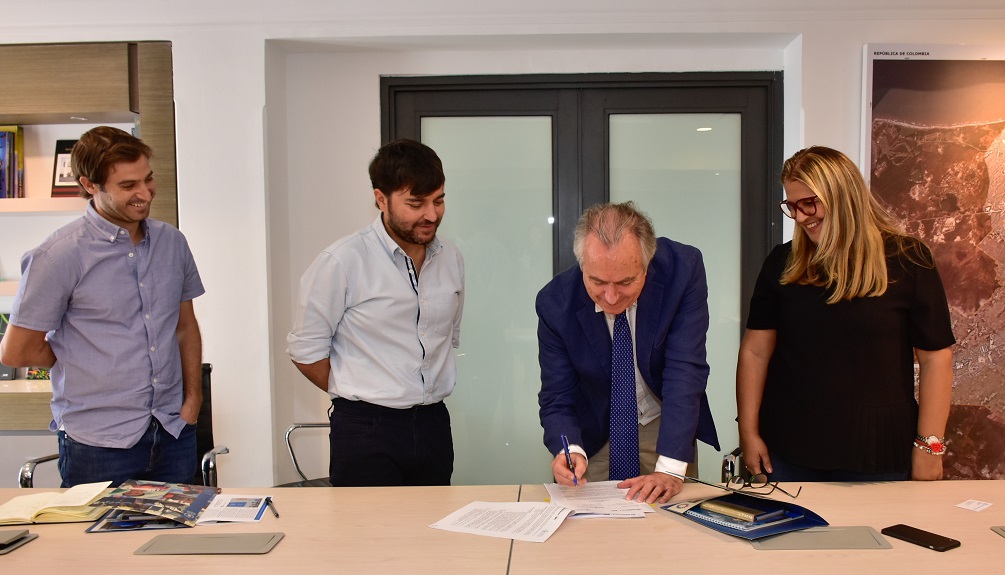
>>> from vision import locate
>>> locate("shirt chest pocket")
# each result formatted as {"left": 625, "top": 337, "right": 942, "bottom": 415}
{"left": 145, "top": 265, "right": 185, "bottom": 313}
{"left": 421, "top": 291, "right": 461, "bottom": 336}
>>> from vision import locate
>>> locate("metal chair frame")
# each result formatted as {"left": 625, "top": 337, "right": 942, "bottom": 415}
{"left": 284, "top": 422, "right": 330, "bottom": 486}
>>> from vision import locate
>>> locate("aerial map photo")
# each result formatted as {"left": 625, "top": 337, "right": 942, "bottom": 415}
{"left": 870, "top": 56, "right": 1005, "bottom": 479}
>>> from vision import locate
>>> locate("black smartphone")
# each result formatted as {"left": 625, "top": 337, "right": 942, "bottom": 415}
{"left": 881, "top": 524, "right": 961, "bottom": 551}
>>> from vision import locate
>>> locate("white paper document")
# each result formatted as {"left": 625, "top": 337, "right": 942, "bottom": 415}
{"left": 196, "top": 495, "right": 270, "bottom": 524}
{"left": 429, "top": 501, "right": 573, "bottom": 543}
{"left": 544, "top": 480, "right": 653, "bottom": 518}
{"left": 956, "top": 499, "right": 993, "bottom": 512}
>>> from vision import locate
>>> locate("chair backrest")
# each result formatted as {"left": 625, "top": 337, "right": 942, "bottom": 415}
{"left": 276, "top": 423, "right": 331, "bottom": 487}
{"left": 19, "top": 362, "right": 227, "bottom": 488}
{"left": 194, "top": 363, "right": 230, "bottom": 487}
{"left": 193, "top": 363, "right": 215, "bottom": 485}
{"left": 721, "top": 447, "right": 752, "bottom": 483}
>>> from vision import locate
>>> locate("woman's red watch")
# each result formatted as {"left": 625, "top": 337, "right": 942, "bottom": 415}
{"left": 914, "top": 434, "right": 947, "bottom": 456}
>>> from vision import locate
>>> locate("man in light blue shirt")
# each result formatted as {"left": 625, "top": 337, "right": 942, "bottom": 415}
{"left": 288, "top": 139, "right": 464, "bottom": 486}
{"left": 0, "top": 127, "right": 205, "bottom": 487}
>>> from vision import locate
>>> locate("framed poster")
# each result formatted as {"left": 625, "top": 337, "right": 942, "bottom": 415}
{"left": 863, "top": 44, "right": 1005, "bottom": 479}
{"left": 51, "top": 139, "right": 78, "bottom": 197}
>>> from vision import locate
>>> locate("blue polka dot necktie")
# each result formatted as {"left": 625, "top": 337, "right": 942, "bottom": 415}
{"left": 609, "top": 311, "right": 640, "bottom": 481}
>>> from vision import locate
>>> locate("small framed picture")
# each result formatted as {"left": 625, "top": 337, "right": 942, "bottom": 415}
{"left": 51, "top": 139, "right": 78, "bottom": 197}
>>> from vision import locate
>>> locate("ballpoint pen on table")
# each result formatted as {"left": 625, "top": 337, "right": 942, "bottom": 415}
{"left": 266, "top": 497, "right": 280, "bottom": 518}
{"left": 561, "top": 434, "right": 578, "bottom": 486}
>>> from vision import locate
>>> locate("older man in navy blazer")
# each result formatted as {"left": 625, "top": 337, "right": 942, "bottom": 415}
{"left": 537, "top": 202, "right": 719, "bottom": 503}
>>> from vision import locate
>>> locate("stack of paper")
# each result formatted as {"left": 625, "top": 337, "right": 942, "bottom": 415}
{"left": 545, "top": 481, "right": 654, "bottom": 518}
{"left": 430, "top": 481, "right": 657, "bottom": 543}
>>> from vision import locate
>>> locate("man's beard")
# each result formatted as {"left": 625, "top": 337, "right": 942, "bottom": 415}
{"left": 386, "top": 208, "right": 439, "bottom": 246}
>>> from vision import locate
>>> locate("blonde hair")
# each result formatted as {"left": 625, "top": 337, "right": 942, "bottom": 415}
{"left": 779, "top": 146, "right": 913, "bottom": 304}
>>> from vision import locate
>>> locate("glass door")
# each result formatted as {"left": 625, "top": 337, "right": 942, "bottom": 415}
{"left": 423, "top": 117, "right": 556, "bottom": 485}
{"left": 608, "top": 113, "right": 742, "bottom": 477}
{"left": 386, "top": 73, "right": 782, "bottom": 483}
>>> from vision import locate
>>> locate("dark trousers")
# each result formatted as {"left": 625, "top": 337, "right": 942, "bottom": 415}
{"left": 58, "top": 419, "right": 197, "bottom": 488}
{"left": 767, "top": 451, "right": 911, "bottom": 482}
{"left": 329, "top": 398, "right": 454, "bottom": 487}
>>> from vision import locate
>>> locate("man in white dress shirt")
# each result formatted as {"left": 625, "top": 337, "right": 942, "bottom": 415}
{"left": 287, "top": 139, "right": 464, "bottom": 486}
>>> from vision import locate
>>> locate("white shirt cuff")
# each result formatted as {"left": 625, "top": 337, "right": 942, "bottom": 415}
{"left": 563, "top": 444, "right": 588, "bottom": 463}
{"left": 655, "top": 455, "right": 688, "bottom": 477}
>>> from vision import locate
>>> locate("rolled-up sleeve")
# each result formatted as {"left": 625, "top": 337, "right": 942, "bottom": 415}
{"left": 287, "top": 250, "right": 348, "bottom": 363}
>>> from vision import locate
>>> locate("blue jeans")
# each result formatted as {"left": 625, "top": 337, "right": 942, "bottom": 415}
{"left": 329, "top": 398, "right": 454, "bottom": 487}
{"left": 58, "top": 419, "right": 197, "bottom": 487}
{"left": 767, "top": 451, "right": 911, "bottom": 482}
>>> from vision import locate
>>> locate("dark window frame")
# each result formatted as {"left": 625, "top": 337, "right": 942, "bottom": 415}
{"left": 381, "top": 72, "right": 783, "bottom": 325}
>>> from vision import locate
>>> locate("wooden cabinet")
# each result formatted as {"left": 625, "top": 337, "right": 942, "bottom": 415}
{"left": 0, "top": 42, "right": 177, "bottom": 226}
{"left": 0, "top": 43, "right": 136, "bottom": 124}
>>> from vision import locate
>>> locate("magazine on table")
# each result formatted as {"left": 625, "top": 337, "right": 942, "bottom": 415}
{"left": 88, "top": 480, "right": 220, "bottom": 531}
{"left": 195, "top": 495, "right": 273, "bottom": 524}
{"left": 86, "top": 509, "right": 190, "bottom": 533}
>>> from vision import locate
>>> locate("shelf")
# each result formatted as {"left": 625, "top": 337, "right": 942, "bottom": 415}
{"left": 0, "top": 378, "right": 52, "bottom": 431}
{"left": 1, "top": 280, "right": 16, "bottom": 313}
{"left": 0, "top": 379, "right": 52, "bottom": 393}
{"left": 0, "top": 196, "right": 87, "bottom": 214}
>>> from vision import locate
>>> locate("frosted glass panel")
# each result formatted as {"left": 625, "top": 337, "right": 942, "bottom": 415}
{"left": 610, "top": 113, "right": 742, "bottom": 480}
{"left": 422, "top": 117, "right": 555, "bottom": 485}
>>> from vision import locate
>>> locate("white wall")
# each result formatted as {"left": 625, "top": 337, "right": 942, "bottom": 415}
{"left": 3, "top": 1, "right": 1005, "bottom": 486}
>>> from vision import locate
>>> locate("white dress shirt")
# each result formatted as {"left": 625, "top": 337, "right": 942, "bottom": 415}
{"left": 287, "top": 216, "right": 464, "bottom": 408}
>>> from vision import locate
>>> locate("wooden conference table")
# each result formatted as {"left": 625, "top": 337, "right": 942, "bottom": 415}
{"left": 2, "top": 480, "right": 1003, "bottom": 574}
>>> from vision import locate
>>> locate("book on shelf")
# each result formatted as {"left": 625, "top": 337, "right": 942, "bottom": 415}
{"left": 0, "top": 130, "right": 11, "bottom": 199}
{"left": 0, "top": 481, "right": 111, "bottom": 525}
{"left": 0, "top": 126, "right": 25, "bottom": 199}
{"left": 89, "top": 479, "right": 221, "bottom": 530}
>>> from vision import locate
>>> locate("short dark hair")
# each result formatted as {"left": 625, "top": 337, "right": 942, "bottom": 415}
{"left": 71, "top": 126, "right": 153, "bottom": 199}
{"left": 369, "top": 139, "right": 445, "bottom": 205}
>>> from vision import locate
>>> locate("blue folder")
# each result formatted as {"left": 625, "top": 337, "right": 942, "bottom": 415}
{"left": 663, "top": 491, "right": 828, "bottom": 540}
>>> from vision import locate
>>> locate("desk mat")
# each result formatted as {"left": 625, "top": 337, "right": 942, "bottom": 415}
{"left": 134, "top": 532, "right": 284, "bottom": 555}
{"left": 751, "top": 526, "right": 891, "bottom": 550}
{"left": 0, "top": 530, "right": 37, "bottom": 555}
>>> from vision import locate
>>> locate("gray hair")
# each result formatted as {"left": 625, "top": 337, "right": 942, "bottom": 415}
{"left": 572, "top": 201, "right": 657, "bottom": 268}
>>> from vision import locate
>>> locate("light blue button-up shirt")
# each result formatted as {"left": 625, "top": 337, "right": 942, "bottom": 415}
{"left": 287, "top": 216, "right": 464, "bottom": 408}
{"left": 10, "top": 202, "right": 204, "bottom": 448}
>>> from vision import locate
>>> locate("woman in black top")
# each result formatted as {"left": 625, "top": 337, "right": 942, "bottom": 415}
{"left": 736, "top": 146, "right": 955, "bottom": 481}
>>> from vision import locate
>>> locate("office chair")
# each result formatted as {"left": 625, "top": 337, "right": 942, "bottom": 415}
{"left": 18, "top": 363, "right": 228, "bottom": 488}
{"left": 721, "top": 446, "right": 752, "bottom": 483}
{"left": 277, "top": 422, "right": 332, "bottom": 487}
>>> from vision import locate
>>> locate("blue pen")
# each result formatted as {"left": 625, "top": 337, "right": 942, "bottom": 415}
{"left": 560, "top": 434, "right": 578, "bottom": 486}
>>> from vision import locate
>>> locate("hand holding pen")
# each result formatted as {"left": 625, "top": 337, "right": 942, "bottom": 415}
{"left": 561, "top": 434, "right": 579, "bottom": 487}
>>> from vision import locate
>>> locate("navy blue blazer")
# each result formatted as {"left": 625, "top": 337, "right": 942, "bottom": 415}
{"left": 537, "top": 237, "right": 720, "bottom": 463}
